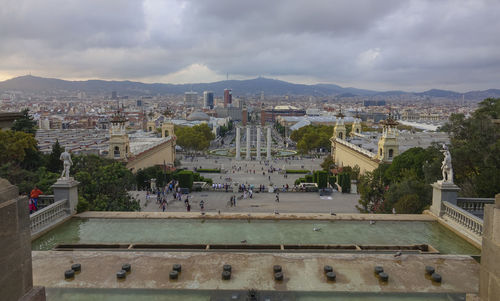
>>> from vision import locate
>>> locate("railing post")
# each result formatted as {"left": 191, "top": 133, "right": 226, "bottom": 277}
{"left": 430, "top": 181, "right": 460, "bottom": 217}
{"left": 51, "top": 178, "right": 79, "bottom": 215}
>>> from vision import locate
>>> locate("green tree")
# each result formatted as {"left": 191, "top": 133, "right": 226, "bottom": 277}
{"left": 441, "top": 98, "right": 500, "bottom": 197}
{"left": 291, "top": 125, "right": 334, "bottom": 154}
{"left": 0, "top": 129, "right": 38, "bottom": 165}
{"left": 175, "top": 124, "right": 215, "bottom": 152}
{"left": 71, "top": 155, "right": 140, "bottom": 212}
{"left": 46, "top": 140, "right": 63, "bottom": 173}
{"left": 320, "top": 156, "right": 335, "bottom": 171}
{"left": 11, "top": 109, "right": 37, "bottom": 135}
{"left": 356, "top": 164, "right": 390, "bottom": 213}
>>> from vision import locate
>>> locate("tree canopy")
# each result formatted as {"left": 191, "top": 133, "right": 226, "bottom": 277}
{"left": 175, "top": 123, "right": 215, "bottom": 152}
{"left": 11, "top": 109, "right": 37, "bottom": 135}
{"left": 72, "top": 155, "right": 140, "bottom": 212}
{"left": 440, "top": 98, "right": 500, "bottom": 197}
{"left": 290, "top": 125, "right": 333, "bottom": 154}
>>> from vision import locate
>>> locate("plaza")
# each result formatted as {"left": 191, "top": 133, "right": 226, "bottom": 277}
{"left": 137, "top": 154, "right": 360, "bottom": 214}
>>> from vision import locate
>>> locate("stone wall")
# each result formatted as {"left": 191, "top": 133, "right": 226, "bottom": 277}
{"left": 126, "top": 139, "right": 175, "bottom": 172}
{"left": 479, "top": 194, "right": 500, "bottom": 300}
{"left": 333, "top": 142, "right": 380, "bottom": 174}
{"left": 0, "top": 178, "right": 45, "bottom": 300}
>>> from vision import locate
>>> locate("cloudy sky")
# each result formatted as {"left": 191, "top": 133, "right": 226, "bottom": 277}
{"left": 1, "top": 0, "right": 500, "bottom": 91}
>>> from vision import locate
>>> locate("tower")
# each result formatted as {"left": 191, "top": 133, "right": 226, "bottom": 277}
{"left": 351, "top": 112, "right": 362, "bottom": 137}
{"left": 377, "top": 113, "right": 399, "bottom": 162}
{"left": 161, "top": 122, "right": 175, "bottom": 138}
{"left": 333, "top": 109, "right": 347, "bottom": 140}
{"left": 224, "top": 89, "right": 232, "bottom": 108}
{"left": 203, "top": 91, "right": 214, "bottom": 109}
{"left": 108, "top": 111, "right": 131, "bottom": 160}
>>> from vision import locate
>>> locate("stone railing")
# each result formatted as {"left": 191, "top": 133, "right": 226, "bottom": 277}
{"left": 443, "top": 201, "right": 483, "bottom": 236}
{"left": 335, "top": 138, "right": 377, "bottom": 159}
{"left": 30, "top": 199, "right": 69, "bottom": 235}
{"left": 36, "top": 194, "right": 55, "bottom": 210}
{"left": 457, "top": 197, "right": 494, "bottom": 217}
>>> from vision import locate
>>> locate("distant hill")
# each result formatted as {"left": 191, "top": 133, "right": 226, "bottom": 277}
{"left": 1, "top": 75, "right": 499, "bottom": 100}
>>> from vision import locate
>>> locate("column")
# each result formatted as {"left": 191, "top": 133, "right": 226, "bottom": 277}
{"left": 267, "top": 126, "right": 272, "bottom": 160}
{"left": 235, "top": 127, "right": 241, "bottom": 160}
{"left": 256, "top": 126, "right": 262, "bottom": 160}
{"left": 52, "top": 177, "right": 80, "bottom": 214}
{"left": 246, "top": 126, "right": 251, "bottom": 160}
{"left": 430, "top": 181, "right": 460, "bottom": 217}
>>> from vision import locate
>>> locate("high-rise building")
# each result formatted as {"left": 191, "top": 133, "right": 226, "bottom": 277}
{"left": 203, "top": 91, "right": 214, "bottom": 109}
{"left": 184, "top": 92, "right": 198, "bottom": 106}
{"left": 224, "top": 89, "right": 232, "bottom": 108}
{"left": 111, "top": 91, "right": 117, "bottom": 100}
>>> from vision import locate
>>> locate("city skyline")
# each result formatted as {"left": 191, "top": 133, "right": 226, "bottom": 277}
{"left": 1, "top": 0, "right": 500, "bottom": 92}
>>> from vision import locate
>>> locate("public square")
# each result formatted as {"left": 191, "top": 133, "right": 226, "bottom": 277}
{"left": 133, "top": 154, "right": 361, "bottom": 214}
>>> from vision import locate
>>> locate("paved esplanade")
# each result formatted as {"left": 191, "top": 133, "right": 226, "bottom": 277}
{"left": 135, "top": 155, "right": 360, "bottom": 214}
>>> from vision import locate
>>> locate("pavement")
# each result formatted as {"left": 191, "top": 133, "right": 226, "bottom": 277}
{"left": 136, "top": 154, "right": 358, "bottom": 214}
{"left": 133, "top": 190, "right": 360, "bottom": 214}
{"left": 33, "top": 250, "right": 479, "bottom": 293}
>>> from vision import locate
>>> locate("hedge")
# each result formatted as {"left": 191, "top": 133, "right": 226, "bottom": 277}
{"left": 337, "top": 172, "right": 351, "bottom": 193}
{"left": 305, "top": 175, "right": 314, "bottom": 183}
{"left": 196, "top": 168, "right": 221, "bottom": 173}
{"left": 286, "top": 169, "right": 310, "bottom": 174}
{"left": 317, "top": 170, "right": 328, "bottom": 189}
{"left": 177, "top": 170, "right": 194, "bottom": 189}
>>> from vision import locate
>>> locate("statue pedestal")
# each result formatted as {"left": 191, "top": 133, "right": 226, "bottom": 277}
{"left": 52, "top": 178, "right": 79, "bottom": 214}
{"left": 430, "top": 181, "right": 460, "bottom": 217}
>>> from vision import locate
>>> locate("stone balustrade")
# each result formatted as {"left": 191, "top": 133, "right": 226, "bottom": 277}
{"left": 443, "top": 201, "right": 484, "bottom": 235}
{"left": 335, "top": 138, "right": 377, "bottom": 159}
{"left": 36, "top": 194, "right": 55, "bottom": 210}
{"left": 457, "top": 197, "right": 494, "bottom": 215}
{"left": 30, "top": 199, "right": 69, "bottom": 235}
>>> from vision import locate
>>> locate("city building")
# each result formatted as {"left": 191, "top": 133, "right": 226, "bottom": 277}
{"left": 330, "top": 114, "right": 449, "bottom": 174}
{"left": 261, "top": 105, "right": 306, "bottom": 125}
{"left": 203, "top": 91, "right": 214, "bottom": 109}
{"left": 108, "top": 111, "right": 176, "bottom": 172}
{"left": 184, "top": 92, "right": 198, "bottom": 107}
{"left": 224, "top": 89, "right": 232, "bottom": 108}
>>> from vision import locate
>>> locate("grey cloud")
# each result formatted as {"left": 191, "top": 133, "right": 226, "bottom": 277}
{"left": 1, "top": 0, "right": 500, "bottom": 90}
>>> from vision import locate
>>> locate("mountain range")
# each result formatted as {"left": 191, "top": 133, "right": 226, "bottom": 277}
{"left": 1, "top": 75, "right": 500, "bottom": 100}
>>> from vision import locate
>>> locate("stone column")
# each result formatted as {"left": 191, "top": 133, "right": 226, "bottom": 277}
{"left": 267, "top": 127, "right": 272, "bottom": 160}
{"left": 52, "top": 178, "right": 80, "bottom": 215}
{"left": 429, "top": 181, "right": 460, "bottom": 217}
{"left": 246, "top": 126, "right": 251, "bottom": 160}
{"left": 256, "top": 126, "right": 262, "bottom": 160}
{"left": 0, "top": 178, "right": 46, "bottom": 301}
{"left": 235, "top": 127, "right": 241, "bottom": 160}
{"left": 479, "top": 193, "right": 500, "bottom": 300}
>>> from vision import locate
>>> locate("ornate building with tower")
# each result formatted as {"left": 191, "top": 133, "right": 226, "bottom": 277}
{"left": 108, "top": 111, "right": 176, "bottom": 172}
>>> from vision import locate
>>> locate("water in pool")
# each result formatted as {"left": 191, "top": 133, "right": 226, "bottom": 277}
{"left": 32, "top": 218, "right": 479, "bottom": 255}
{"left": 45, "top": 288, "right": 466, "bottom": 301}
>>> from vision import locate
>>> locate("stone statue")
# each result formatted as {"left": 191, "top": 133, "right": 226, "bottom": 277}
{"left": 440, "top": 144, "right": 453, "bottom": 184}
{"left": 60, "top": 147, "right": 73, "bottom": 180}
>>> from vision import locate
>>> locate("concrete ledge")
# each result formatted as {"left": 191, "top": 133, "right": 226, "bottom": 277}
{"left": 32, "top": 250, "right": 479, "bottom": 293}
{"left": 76, "top": 211, "right": 437, "bottom": 221}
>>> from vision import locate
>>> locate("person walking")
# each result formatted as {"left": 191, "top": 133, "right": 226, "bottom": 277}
{"left": 275, "top": 193, "right": 280, "bottom": 203}
{"left": 200, "top": 200, "right": 205, "bottom": 213}
{"left": 187, "top": 203, "right": 191, "bottom": 212}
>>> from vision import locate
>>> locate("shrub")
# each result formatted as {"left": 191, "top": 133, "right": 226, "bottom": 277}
{"left": 286, "top": 169, "right": 310, "bottom": 174}
{"left": 177, "top": 170, "right": 194, "bottom": 189}
{"left": 196, "top": 168, "right": 221, "bottom": 173}
{"left": 317, "top": 170, "right": 328, "bottom": 189}
{"left": 305, "top": 175, "right": 313, "bottom": 183}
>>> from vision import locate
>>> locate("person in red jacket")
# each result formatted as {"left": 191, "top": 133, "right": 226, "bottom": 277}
{"left": 30, "top": 186, "right": 43, "bottom": 211}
